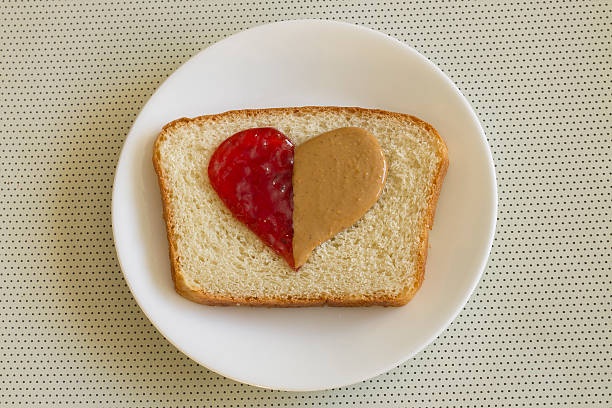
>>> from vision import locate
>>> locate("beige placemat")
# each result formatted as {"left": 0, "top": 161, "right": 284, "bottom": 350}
{"left": 1, "top": 1, "right": 610, "bottom": 406}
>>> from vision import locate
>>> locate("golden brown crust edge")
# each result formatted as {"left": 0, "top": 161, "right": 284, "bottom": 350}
{"left": 152, "top": 130, "right": 182, "bottom": 296}
{"left": 399, "top": 116, "right": 449, "bottom": 305}
{"left": 153, "top": 106, "right": 449, "bottom": 307}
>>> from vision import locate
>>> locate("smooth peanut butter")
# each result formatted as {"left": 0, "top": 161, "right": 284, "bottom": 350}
{"left": 292, "top": 127, "right": 387, "bottom": 268}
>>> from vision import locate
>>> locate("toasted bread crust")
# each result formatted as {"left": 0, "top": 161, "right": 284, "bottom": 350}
{"left": 153, "top": 106, "right": 448, "bottom": 307}
{"left": 409, "top": 116, "right": 449, "bottom": 305}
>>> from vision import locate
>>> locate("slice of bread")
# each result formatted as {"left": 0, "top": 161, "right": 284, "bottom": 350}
{"left": 153, "top": 107, "right": 448, "bottom": 306}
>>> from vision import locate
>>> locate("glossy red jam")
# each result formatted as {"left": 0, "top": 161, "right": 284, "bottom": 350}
{"left": 208, "top": 128, "right": 295, "bottom": 268}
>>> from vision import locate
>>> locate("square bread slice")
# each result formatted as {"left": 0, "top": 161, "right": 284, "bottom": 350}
{"left": 153, "top": 107, "right": 448, "bottom": 306}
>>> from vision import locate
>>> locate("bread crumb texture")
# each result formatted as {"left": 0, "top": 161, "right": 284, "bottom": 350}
{"left": 154, "top": 107, "right": 447, "bottom": 303}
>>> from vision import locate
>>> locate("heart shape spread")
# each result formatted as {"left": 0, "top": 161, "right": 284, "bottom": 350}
{"left": 208, "top": 127, "right": 387, "bottom": 269}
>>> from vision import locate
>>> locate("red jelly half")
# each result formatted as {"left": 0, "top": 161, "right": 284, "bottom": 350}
{"left": 208, "top": 128, "right": 295, "bottom": 268}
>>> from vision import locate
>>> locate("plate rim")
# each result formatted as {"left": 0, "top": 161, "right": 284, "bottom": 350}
{"left": 112, "top": 19, "right": 498, "bottom": 391}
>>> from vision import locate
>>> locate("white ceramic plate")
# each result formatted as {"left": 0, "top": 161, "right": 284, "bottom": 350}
{"left": 112, "top": 20, "right": 497, "bottom": 391}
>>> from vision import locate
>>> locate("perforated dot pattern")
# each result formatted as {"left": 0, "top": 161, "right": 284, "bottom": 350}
{"left": 1, "top": 0, "right": 610, "bottom": 406}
